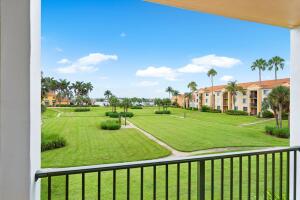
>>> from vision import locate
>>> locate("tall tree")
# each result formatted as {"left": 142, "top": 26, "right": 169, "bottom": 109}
{"left": 184, "top": 92, "right": 192, "bottom": 108}
{"left": 268, "top": 86, "right": 290, "bottom": 128}
{"left": 56, "top": 79, "right": 70, "bottom": 105}
{"left": 225, "top": 81, "right": 244, "bottom": 110}
{"left": 172, "top": 90, "right": 179, "bottom": 105}
{"left": 109, "top": 96, "right": 119, "bottom": 112}
{"left": 268, "top": 56, "right": 285, "bottom": 80}
{"left": 207, "top": 68, "right": 217, "bottom": 108}
{"left": 187, "top": 81, "right": 197, "bottom": 92}
{"left": 104, "top": 90, "right": 113, "bottom": 100}
{"left": 251, "top": 58, "right": 267, "bottom": 85}
{"left": 120, "top": 98, "right": 132, "bottom": 126}
{"left": 166, "top": 86, "right": 173, "bottom": 99}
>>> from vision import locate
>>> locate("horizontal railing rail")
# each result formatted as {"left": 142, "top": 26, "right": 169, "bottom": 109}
{"left": 36, "top": 146, "right": 300, "bottom": 200}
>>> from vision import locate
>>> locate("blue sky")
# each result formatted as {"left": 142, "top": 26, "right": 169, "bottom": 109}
{"left": 42, "top": 0, "right": 290, "bottom": 98}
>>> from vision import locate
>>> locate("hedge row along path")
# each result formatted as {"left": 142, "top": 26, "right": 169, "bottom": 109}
{"left": 127, "top": 120, "right": 280, "bottom": 158}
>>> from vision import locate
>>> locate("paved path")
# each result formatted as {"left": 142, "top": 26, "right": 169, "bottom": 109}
{"left": 127, "top": 120, "right": 278, "bottom": 158}
{"left": 239, "top": 118, "right": 274, "bottom": 127}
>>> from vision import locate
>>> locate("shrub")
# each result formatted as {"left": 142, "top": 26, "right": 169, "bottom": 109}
{"left": 265, "top": 126, "right": 289, "bottom": 138}
{"left": 155, "top": 110, "right": 171, "bottom": 114}
{"left": 262, "top": 110, "right": 274, "bottom": 118}
{"left": 120, "top": 112, "right": 134, "bottom": 118}
{"left": 201, "top": 105, "right": 211, "bottom": 112}
{"left": 74, "top": 108, "right": 91, "bottom": 112}
{"left": 41, "top": 134, "right": 66, "bottom": 152}
{"left": 131, "top": 106, "right": 143, "bottom": 109}
{"left": 282, "top": 112, "right": 289, "bottom": 120}
{"left": 209, "top": 109, "right": 222, "bottom": 113}
{"left": 107, "top": 112, "right": 120, "bottom": 118}
{"left": 101, "top": 120, "right": 121, "bottom": 130}
{"left": 41, "top": 104, "right": 47, "bottom": 113}
{"left": 225, "top": 110, "right": 248, "bottom": 116}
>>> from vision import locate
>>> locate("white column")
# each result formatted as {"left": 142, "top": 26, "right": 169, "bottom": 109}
{"left": 0, "top": 0, "right": 41, "bottom": 199}
{"left": 290, "top": 26, "right": 300, "bottom": 200}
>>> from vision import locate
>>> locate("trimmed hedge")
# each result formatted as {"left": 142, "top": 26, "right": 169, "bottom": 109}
{"left": 262, "top": 110, "right": 274, "bottom": 118}
{"left": 74, "top": 108, "right": 91, "bottom": 112}
{"left": 120, "top": 112, "right": 134, "bottom": 118}
{"left": 41, "top": 134, "right": 66, "bottom": 152}
{"left": 155, "top": 110, "right": 171, "bottom": 114}
{"left": 107, "top": 112, "right": 120, "bottom": 118}
{"left": 131, "top": 106, "right": 143, "bottom": 109}
{"left": 209, "top": 109, "right": 222, "bottom": 113}
{"left": 265, "top": 126, "right": 289, "bottom": 138}
{"left": 225, "top": 110, "right": 248, "bottom": 116}
{"left": 101, "top": 120, "right": 121, "bottom": 130}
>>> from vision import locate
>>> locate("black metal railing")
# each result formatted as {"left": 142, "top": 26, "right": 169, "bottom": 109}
{"left": 36, "top": 147, "right": 300, "bottom": 200}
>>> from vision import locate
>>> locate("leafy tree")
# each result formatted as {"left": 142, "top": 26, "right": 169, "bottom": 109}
{"left": 166, "top": 86, "right": 173, "bottom": 99}
{"left": 268, "top": 56, "right": 285, "bottom": 80}
{"left": 268, "top": 86, "right": 290, "bottom": 128}
{"left": 154, "top": 98, "right": 162, "bottom": 111}
{"left": 225, "top": 81, "right": 244, "bottom": 110}
{"left": 109, "top": 96, "right": 119, "bottom": 112}
{"left": 71, "top": 81, "right": 93, "bottom": 105}
{"left": 120, "top": 98, "right": 132, "bottom": 126}
{"left": 56, "top": 79, "right": 70, "bottom": 105}
{"left": 207, "top": 68, "right": 217, "bottom": 108}
{"left": 184, "top": 92, "right": 192, "bottom": 108}
{"left": 172, "top": 90, "right": 179, "bottom": 106}
{"left": 251, "top": 58, "right": 267, "bottom": 84}
{"left": 162, "top": 98, "right": 171, "bottom": 111}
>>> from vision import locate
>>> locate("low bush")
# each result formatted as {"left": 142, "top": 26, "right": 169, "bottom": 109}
{"left": 209, "top": 109, "right": 222, "bottom": 113}
{"left": 265, "top": 126, "right": 289, "bottom": 138}
{"left": 155, "top": 110, "right": 171, "bottom": 114}
{"left": 41, "top": 134, "right": 66, "bottom": 152}
{"left": 74, "top": 108, "right": 91, "bottom": 112}
{"left": 201, "top": 105, "right": 211, "bottom": 112}
{"left": 225, "top": 110, "right": 248, "bottom": 116}
{"left": 101, "top": 120, "right": 121, "bottom": 130}
{"left": 107, "top": 112, "right": 120, "bottom": 118}
{"left": 262, "top": 110, "right": 274, "bottom": 118}
{"left": 120, "top": 112, "right": 134, "bottom": 118}
{"left": 131, "top": 106, "right": 143, "bottom": 109}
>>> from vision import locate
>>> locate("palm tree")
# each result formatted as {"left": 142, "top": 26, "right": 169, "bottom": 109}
{"left": 268, "top": 56, "right": 285, "bottom": 80}
{"left": 225, "top": 81, "right": 244, "bottom": 110}
{"left": 57, "top": 79, "right": 70, "bottom": 105}
{"left": 121, "top": 98, "right": 132, "bottom": 126}
{"left": 251, "top": 58, "right": 267, "bottom": 85}
{"left": 109, "top": 96, "right": 119, "bottom": 112}
{"left": 184, "top": 92, "right": 192, "bottom": 108}
{"left": 166, "top": 86, "right": 173, "bottom": 99}
{"left": 104, "top": 90, "right": 113, "bottom": 100}
{"left": 172, "top": 90, "right": 179, "bottom": 104}
{"left": 268, "top": 86, "right": 290, "bottom": 128}
{"left": 187, "top": 81, "right": 197, "bottom": 92}
{"left": 207, "top": 68, "right": 217, "bottom": 108}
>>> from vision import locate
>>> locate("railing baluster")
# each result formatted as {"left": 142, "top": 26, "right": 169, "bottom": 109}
{"left": 221, "top": 158, "right": 224, "bottom": 200}
{"left": 239, "top": 157, "right": 243, "bottom": 200}
{"left": 230, "top": 158, "right": 233, "bottom": 200}
{"left": 294, "top": 151, "right": 297, "bottom": 200}
{"left": 177, "top": 163, "right": 180, "bottom": 200}
{"left": 113, "top": 170, "right": 116, "bottom": 200}
{"left": 141, "top": 167, "right": 144, "bottom": 200}
{"left": 98, "top": 171, "right": 101, "bottom": 200}
{"left": 127, "top": 168, "right": 130, "bottom": 200}
{"left": 199, "top": 161, "right": 205, "bottom": 200}
{"left": 65, "top": 174, "right": 69, "bottom": 200}
{"left": 264, "top": 154, "right": 268, "bottom": 200}
{"left": 82, "top": 173, "right": 85, "bottom": 200}
{"left": 153, "top": 166, "right": 156, "bottom": 200}
{"left": 48, "top": 176, "right": 52, "bottom": 200}
{"left": 165, "top": 165, "right": 169, "bottom": 200}
{"left": 211, "top": 160, "right": 214, "bottom": 200}
{"left": 256, "top": 155, "right": 259, "bottom": 200}
{"left": 188, "top": 162, "right": 192, "bottom": 200}
{"left": 287, "top": 151, "right": 290, "bottom": 200}
{"left": 272, "top": 153, "right": 275, "bottom": 200}
{"left": 279, "top": 152, "right": 283, "bottom": 200}
{"left": 248, "top": 156, "right": 251, "bottom": 200}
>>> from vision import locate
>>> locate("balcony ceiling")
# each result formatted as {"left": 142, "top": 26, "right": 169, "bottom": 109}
{"left": 146, "top": 0, "right": 300, "bottom": 28}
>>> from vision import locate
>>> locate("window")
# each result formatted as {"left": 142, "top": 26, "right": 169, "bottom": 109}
{"left": 217, "top": 92, "right": 220, "bottom": 96}
{"left": 234, "top": 106, "right": 238, "bottom": 110}
{"left": 205, "top": 99, "right": 208, "bottom": 103}
{"left": 263, "top": 89, "right": 269, "bottom": 95}
{"left": 243, "top": 98, "right": 247, "bottom": 104}
{"left": 243, "top": 107, "right": 248, "bottom": 112}
{"left": 206, "top": 93, "right": 209, "bottom": 96}
{"left": 242, "top": 90, "right": 247, "bottom": 95}
{"left": 217, "top": 106, "right": 221, "bottom": 110}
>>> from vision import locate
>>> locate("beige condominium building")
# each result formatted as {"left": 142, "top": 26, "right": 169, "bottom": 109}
{"left": 174, "top": 78, "right": 290, "bottom": 115}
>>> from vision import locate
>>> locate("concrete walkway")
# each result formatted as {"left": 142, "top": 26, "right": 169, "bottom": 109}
{"left": 239, "top": 118, "right": 274, "bottom": 127}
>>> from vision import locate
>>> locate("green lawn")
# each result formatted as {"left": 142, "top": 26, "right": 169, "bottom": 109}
{"left": 41, "top": 106, "right": 289, "bottom": 199}
{"left": 129, "top": 107, "right": 289, "bottom": 151}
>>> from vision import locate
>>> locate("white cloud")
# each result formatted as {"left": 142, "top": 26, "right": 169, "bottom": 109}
{"left": 56, "top": 53, "right": 118, "bottom": 74}
{"left": 137, "top": 81, "right": 159, "bottom": 87}
{"left": 192, "top": 54, "right": 241, "bottom": 68}
{"left": 136, "top": 66, "right": 178, "bottom": 81}
{"left": 99, "top": 76, "right": 109, "bottom": 80}
{"left": 55, "top": 47, "right": 63, "bottom": 52}
{"left": 220, "top": 75, "right": 234, "bottom": 82}
{"left": 57, "top": 58, "right": 71, "bottom": 64}
{"left": 177, "top": 64, "right": 209, "bottom": 73}
{"left": 120, "top": 32, "right": 127, "bottom": 37}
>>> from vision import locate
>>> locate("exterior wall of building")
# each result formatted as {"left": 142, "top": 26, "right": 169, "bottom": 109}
{"left": 42, "top": 92, "right": 71, "bottom": 106}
